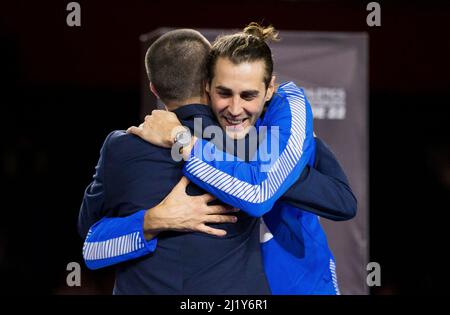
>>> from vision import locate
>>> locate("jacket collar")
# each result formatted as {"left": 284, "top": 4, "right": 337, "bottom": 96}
{"left": 173, "top": 104, "right": 215, "bottom": 121}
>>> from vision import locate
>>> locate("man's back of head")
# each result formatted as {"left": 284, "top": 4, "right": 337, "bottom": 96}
{"left": 145, "top": 29, "right": 211, "bottom": 107}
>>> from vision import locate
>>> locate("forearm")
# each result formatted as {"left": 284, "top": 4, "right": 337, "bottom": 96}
{"left": 142, "top": 203, "right": 170, "bottom": 240}
{"left": 83, "top": 210, "right": 158, "bottom": 270}
{"left": 282, "top": 166, "right": 357, "bottom": 220}
{"left": 281, "top": 138, "right": 357, "bottom": 221}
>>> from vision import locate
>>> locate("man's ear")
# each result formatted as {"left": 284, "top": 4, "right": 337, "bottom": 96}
{"left": 265, "top": 76, "right": 276, "bottom": 101}
{"left": 149, "top": 82, "right": 160, "bottom": 99}
{"left": 205, "top": 81, "right": 211, "bottom": 95}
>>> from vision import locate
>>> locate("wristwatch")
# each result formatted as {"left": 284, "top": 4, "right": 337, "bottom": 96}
{"left": 174, "top": 127, "right": 191, "bottom": 147}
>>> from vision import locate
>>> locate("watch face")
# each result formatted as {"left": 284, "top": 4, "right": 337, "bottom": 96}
{"left": 176, "top": 129, "right": 191, "bottom": 146}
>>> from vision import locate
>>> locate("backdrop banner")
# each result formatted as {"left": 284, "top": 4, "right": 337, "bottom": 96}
{"left": 140, "top": 29, "right": 369, "bottom": 295}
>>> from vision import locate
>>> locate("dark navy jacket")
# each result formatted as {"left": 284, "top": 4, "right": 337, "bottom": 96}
{"left": 78, "top": 104, "right": 356, "bottom": 294}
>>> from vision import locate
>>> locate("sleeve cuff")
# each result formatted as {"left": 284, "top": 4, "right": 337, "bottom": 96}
{"left": 136, "top": 209, "right": 158, "bottom": 253}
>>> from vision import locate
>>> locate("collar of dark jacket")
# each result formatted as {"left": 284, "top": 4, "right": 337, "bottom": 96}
{"left": 173, "top": 104, "right": 214, "bottom": 121}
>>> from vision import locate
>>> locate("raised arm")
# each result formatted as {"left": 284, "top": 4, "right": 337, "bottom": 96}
{"left": 281, "top": 137, "right": 357, "bottom": 221}
{"left": 78, "top": 132, "right": 157, "bottom": 270}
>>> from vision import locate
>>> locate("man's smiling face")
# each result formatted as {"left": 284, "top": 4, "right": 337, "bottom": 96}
{"left": 207, "top": 57, "right": 275, "bottom": 139}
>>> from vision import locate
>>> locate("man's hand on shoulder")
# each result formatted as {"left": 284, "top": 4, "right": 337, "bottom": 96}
{"left": 127, "top": 110, "right": 184, "bottom": 148}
